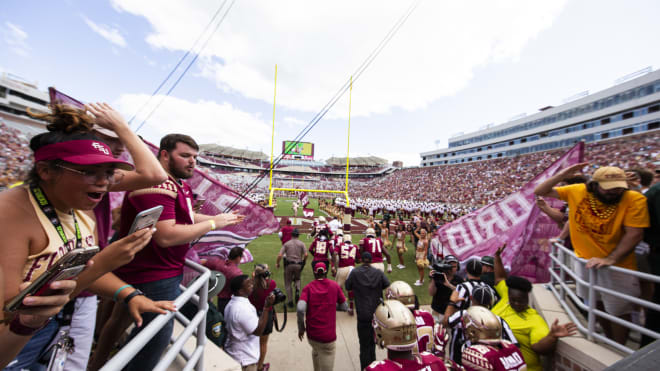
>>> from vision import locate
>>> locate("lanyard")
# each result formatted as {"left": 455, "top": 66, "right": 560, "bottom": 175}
{"left": 29, "top": 184, "right": 82, "bottom": 250}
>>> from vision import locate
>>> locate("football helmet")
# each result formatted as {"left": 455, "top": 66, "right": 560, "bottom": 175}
{"left": 365, "top": 228, "right": 376, "bottom": 237}
{"left": 337, "top": 229, "right": 344, "bottom": 236}
{"left": 385, "top": 281, "right": 416, "bottom": 309}
{"left": 462, "top": 306, "right": 502, "bottom": 344}
{"left": 373, "top": 300, "right": 417, "bottom": 351}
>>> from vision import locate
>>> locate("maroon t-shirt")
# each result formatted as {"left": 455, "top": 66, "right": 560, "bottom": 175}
{"left": 115, "top": 177, "right": 194, "bottom": 284}
{"left": 249, "top": 279, "right": 276, "bottom": 312}
{"left": 280, "top": 225, "right": 294, "bottom": 245}
{"left": 300, "top": 278, "right": 345, "bottom": 343}
{"left": 360, "top": 237, "right": 385, "bottom": 263}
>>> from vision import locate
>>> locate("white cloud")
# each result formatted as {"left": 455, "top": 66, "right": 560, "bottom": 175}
{"left": 81, "top": 15, "right": 127, "bottom": 48}
{"left": 3, "top": 22, "right": 30, "bottom": 57}
{"left": 112, "top": 0, "right": 567, "bottom": 118}
{"left": 283, "top": 116, "right": 306, "bottom": 127}
{"left": 114, "top": 94, "right": 272, "bottom": 148}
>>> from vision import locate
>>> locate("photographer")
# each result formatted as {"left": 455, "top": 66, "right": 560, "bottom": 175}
{"left": 428, "top": 255, "right": 463, "bottom": 323}
{"left": 249, "top": 264, "right": 277, "bottom": 371}
{"left": 443, "top": 259, "right": 496, "bottom": 326}
{"left": 225, "top": 275, "right": 275, "bottom": 371}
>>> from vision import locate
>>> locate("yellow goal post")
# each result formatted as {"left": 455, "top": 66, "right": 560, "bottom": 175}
{"left": 268, "top": 66, "right": 353, "bottom": 207}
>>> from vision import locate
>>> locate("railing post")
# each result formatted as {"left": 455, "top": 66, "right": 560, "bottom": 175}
{"left": 557, "top": 243, "right": 566, "bottom": 300}
{"left": 587, "top": 264, "right": 596, "bottom": 341}
{"left": 196, "top": 265, "right": 209, "bottom": 371}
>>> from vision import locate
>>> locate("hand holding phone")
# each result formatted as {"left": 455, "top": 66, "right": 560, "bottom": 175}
{"left": 4, "top": 246, "right": 99, "bottom": 312}
{"left": 14, "top": 279, "right": 78, "bottom": 328}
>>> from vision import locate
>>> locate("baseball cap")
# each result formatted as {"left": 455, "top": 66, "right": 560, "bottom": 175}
{"left": 481, "top": 256, "right": 495, "bottom": 267}
{"left": 34, "top": 140, "right": 134, "bottom": 171}
{"left": 314, "top": 262, "right": 327, "bottom": 273}
{"left": 592, "top": 166, "right": 628, "bottom": 190}
{"left": 443, "top": 255, "right": 459, "bottom": 264}
{"left": 365, "top": 228, "right": 376, "bottom": 236}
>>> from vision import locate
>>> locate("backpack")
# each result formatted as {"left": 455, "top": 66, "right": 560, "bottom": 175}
{"left": 179, "top": 301, "right": 227, "bottom": 348}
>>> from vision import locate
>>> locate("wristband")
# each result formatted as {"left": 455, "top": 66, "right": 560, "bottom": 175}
{"left": 113, "top": 284, "right": 133, "bottom": 302}
{"left": 124, "top": 289, "right": 145, "bottom": 305}
{"left": 209, "top": 219, "right": 217, "bottom": 230}
{"left": 9, "top": 316, "right": 46, "bottom": 336}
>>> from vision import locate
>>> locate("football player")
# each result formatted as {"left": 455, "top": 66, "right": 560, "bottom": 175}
{"left": 360, "top": 228, "right": 393, "bottom": 273}
{"left": 385, "top": 281, "right": 435, "bottom": 354}
{"left": 366, "top": 300, "right": 447, "bottom": 371}
{"left": 334, "top": 235, "right": 359, "bottom": 316}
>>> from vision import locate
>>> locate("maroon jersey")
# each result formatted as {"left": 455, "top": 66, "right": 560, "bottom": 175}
{"left": 333, "top": 234, "right": 343, "bottom": 249}
{"left": 366, "top": 352, "right": 447, "bottom": 371}
{"left": 462, "top": 341, "right": 526, "bottom": 371}
{"left": 413, "top": 310, "right": 435, "bottom": 354}
{"left": 309, "top": 237, "right": 332, "bottom": 262}
{"left": 335, "top": 242, "right": 359, "bottom": 268}
{"left": 360, "top": 236, "right": 385, "bottom": 263}
{"left": 280, "top": 225, "right": 294, "bottom": 245}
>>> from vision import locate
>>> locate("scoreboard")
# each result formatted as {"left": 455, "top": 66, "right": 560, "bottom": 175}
{"left": 282, "top": 141, "right": 314, "bottom": 160}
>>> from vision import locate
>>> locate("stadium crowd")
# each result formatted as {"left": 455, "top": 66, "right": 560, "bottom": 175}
{"left": 0, "top": 98, "right": 659, "bottom": 371}
{"left": 0, "top": 120, "right": 32, "bottom": 189}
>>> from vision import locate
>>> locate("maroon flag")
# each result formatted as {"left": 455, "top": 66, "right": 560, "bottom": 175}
{"left": 436, "top": 142, "right": 584, "bottom": 283}
{"left": 299, "top": 191, "right": 309, "bottom": 208}
{"left": 303, "top": 208, "right": 315, "bottom": 217}
{"left": 48, "top": 87, "right": 280, "bottom": 254}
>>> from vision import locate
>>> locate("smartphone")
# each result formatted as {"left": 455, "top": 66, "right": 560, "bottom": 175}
{"left": 127, "top": 205, "right": 164, "bottom": 235}
{"left": 193, "top": 197, "right": 206, "bottom": 209}
{"left": 4, "top": 246, "right": 100, "bottom": 312}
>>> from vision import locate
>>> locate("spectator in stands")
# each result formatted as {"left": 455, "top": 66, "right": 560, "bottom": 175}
{"left": 345, "top": 252, "right": 390, "bottom": 370}
{"left": 276, "top": 229, "right": 307, "bottom": 307}
{"left": 428, "top": 255, "right": 463, "bottom": 323}
{"left": 225, "top": 275, "right": 275, "bottom": 371}
{"left": 535, "top": 164, "right": 650, "bottom": 344}
{"left": 279, "top": 219, "right": 294, "bottom": 245}
{"left": 249, "top": 264, "right": 277, "bottom": 371}
{"left": 210, "top": 247, "right": 246, "bottom": 314}
{"left": 443, "top": 259, "right": 496, "bottom": 326}
{"left": 642, "top": 180, "right": 660, "bottom": 346}
{"left": 492, "top": 244, "right": 577, "bottom": 371}
{"left": 296, "top": 262, "right": 348, "bottom": 371}
{"left": 114, "top": 134, "right": 244, "bottom": 370}
{"left": 0, "top": 105, "right": 172, "bottom": 370}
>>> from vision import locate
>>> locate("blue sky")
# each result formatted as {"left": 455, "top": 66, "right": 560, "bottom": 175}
{"left": 2, "top": 0, "right": 660, "bottom": 166}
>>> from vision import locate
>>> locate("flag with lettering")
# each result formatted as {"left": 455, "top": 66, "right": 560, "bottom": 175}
{"left": 303, "top": 208, "right": 315, "bottom": 217}
{"left": 436, "top": 142, "right": 584, "bottom": 283}
{"left": 299, "top": 191, "right": 310, "bottom": 208}
{"left": 49, "top": 87, "right": 280, "bottom": 256}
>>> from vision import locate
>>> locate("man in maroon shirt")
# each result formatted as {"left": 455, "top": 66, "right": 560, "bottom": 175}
{"left": 205, "top": 246, "right": 246, "bottom": 315}
{"left": 297, "top": 262, "right": 348, "bottom": 371}
{"left": 279, "top": 219, "right": 294, "bottom": 245}
{"left": 115, "top": 134, "right": 244, "bottom": 371}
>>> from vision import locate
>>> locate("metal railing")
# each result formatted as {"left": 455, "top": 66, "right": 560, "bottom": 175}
{"left": 547, "top": 242, "right": 660, "bottom": 354}
{"left": 100, "top": 259, "right": 210, "bottom": 371}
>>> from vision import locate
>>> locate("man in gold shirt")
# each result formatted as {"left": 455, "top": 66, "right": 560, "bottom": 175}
{"left": 535, "top": 164, "right": 650, "bottom": 344}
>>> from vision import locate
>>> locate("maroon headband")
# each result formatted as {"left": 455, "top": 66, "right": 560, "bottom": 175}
{"left": 34, "top": 140, "right": 134, "bottom": 170}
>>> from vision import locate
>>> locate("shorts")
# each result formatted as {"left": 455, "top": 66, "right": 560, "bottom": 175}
{"left": 257, "top": 309, "right": 274, "bottom": 335}
{"left": 371, "top": 262, "right": 385, "bottom": 272}
{"left": 336, "top": 266, "right": 353, "bottom": 289}
{"left": 573, "top": 260, "right": 640, "bottom": 316}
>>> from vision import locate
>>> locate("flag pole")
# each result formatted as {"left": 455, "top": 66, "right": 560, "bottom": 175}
{"left": 269, "top": 64, "right": 277, "bottom": 206}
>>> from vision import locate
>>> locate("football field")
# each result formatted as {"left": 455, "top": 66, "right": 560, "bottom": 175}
{"left": 246, "top": 197, "right": 434, "bottom": 312}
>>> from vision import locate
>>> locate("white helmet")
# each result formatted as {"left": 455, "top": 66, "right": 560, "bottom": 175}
{"left": 373, "top": 300, "right": 417, "bottom": 351}
{"left": 385, "top": 281, "right": 415, "bottom": 309}
{"left": 319, "top": 216, "right": 327, "bottom": 223}
{"left": 365, "top": 228, "right": 376, "bottom": 237}
{"left": 462, "top": 306, "right": 502, "bottom": 344}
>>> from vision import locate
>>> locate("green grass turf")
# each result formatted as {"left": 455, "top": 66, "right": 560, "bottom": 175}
{"left": 273, "top": 197, "right": 327, "bottom": 217}
{"left": 245, "top": 197, "right": 433, "bottom": 312}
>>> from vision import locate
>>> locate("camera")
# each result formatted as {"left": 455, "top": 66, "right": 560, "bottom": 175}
{"left": 259, "top": 270, "right": 271, "bottom": 279}
{"left": 431, "top": 262, "right": 453, "bottom": 283}
{"left": 272, "top": 288, "right": 286, "bottom": 305}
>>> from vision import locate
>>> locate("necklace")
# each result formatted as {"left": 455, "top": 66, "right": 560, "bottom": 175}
{"left": 587, "top": 193, "right": 617, "bottom": 219}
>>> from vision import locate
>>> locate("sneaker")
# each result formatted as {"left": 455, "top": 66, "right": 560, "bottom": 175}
{"left": 414, "top": 280, "right": 422, "bottom": 286}
{"left": 397, "top": 264, "right": 406, "bottom": 269}
{"left": 348, "top": 308, "right": 354, "bottom": 316}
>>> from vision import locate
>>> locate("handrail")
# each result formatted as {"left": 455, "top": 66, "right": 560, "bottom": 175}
{"left": 547, "top": 242, "right": 660, "bottom": 354}
{"left": 100, "top": 259, "right": 210, "bottom": 371}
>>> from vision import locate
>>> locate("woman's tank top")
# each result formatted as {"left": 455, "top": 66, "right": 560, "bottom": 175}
{"left": 22, "top": 187, "right": 96, "bottom": 282}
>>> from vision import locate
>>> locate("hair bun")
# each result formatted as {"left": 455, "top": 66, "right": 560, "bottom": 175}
{"left": 28, "top": 104, "right": 94, "bottom": 134}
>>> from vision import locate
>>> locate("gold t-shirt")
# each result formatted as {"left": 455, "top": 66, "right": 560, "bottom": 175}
{"left": 555, "top": 183, "right": 649, "bottom": 269}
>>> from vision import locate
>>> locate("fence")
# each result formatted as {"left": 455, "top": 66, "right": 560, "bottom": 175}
{"left": 100, "top": 259, "right": 210, "bottom": 371}
{"left": 547, "top": 242, "right": 660, "bottom": 354}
